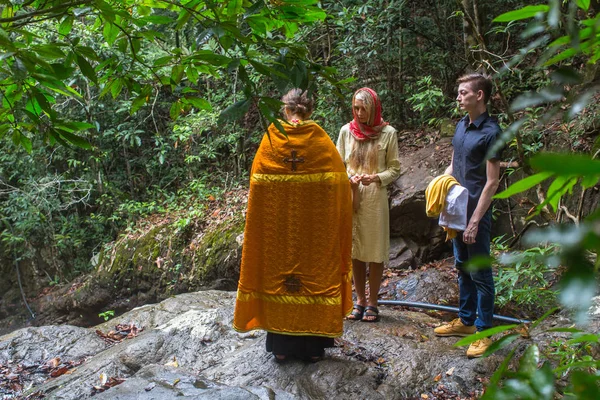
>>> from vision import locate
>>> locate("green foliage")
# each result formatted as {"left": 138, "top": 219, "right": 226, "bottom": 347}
{"left": 472, "top": 1, "right": 600, "bottom": 398}
{"left": 98, "top": 309, "right": 115, "bottom": 321}
{"left": 0, "top": 0, "right": 333, "bottom": 151}
{"left": 494, "top": 241, "right": 559, "bottom": 312}
{"left": 407, "top": 76, "right": 452, "bottom": 127}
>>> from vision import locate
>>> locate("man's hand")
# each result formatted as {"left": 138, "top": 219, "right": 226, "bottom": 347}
{"left": 359, "top": 174, "right": 380, "bottom": 186}
{"left": 463, "top": 221, "right": 479, "bottom": 244}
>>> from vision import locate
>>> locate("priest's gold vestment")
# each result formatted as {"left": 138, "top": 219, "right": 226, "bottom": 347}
{"left": 233, "top": 121, "right": 353, "bottom": 337}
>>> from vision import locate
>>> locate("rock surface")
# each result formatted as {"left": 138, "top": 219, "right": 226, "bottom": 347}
{"left": 389, "top": 136, "right": 453, "bottom": 267}
{"left": 4, "top": 287, "right": 598, "bottom": 400}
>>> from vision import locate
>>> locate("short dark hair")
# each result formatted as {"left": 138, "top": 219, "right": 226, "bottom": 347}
{"left": 281, "top": 88, "right": 314, "bottom": 119}
{"left": 457, "top": 73, "right": 493, "bottom": 103}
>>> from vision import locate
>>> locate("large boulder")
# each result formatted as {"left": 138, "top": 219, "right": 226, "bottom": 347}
{"left": 389, "top": 136, "right": 454, "bottom": 267}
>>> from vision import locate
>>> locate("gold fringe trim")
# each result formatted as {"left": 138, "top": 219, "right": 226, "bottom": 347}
{"left": 252, "top": 172, "right": 347, "bottom": 183}
{"left": 232, "top": 325, "right": 342, "bottom": 338}
{"left": 236, "top": 291, "right": 341, "bottom": 306}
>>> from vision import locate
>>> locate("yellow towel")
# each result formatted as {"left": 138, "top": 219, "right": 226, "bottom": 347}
{"left": 425, "top": 174, "right": 459, "bottom": 241}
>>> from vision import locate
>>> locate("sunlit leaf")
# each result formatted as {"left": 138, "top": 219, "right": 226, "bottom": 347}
{"left": 103, "top": 22, "right": 120, "bottom": 46}
{"left": 59, "top": 16, "right": 74, "bottom": 36}
{"left": 576, "top": 0, "right": 591, "bottom": 12}
{"left": 183, "top": 97, "right": 212, "bottom": 111}
{"left": 493, "top": 5, "right": 549, "bottom": 22}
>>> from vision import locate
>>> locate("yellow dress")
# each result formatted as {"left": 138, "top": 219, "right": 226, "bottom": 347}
{"left": 233, "top": 120, "right": 353, "bottom": 338}
{"left": 336, "top": 124, "right": 401, "bottom": 263}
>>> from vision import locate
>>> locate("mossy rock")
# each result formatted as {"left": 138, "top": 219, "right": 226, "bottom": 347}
{"left": 438, "top": 118, "right": 456, "bottom": 138}
{"left": 42, "top": 214, "right": 245, "bottom": 325}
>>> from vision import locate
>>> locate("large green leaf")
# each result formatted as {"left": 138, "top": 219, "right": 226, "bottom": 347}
{"left": 576, "top": 0, "right": 591, "bottom": 11}
{"left": 530, "top": 153, "right": 600, "bottom": 175}
{"left": 58, "top": 16, "right": 74, "bottom": 36}
{"left": 509, "top": 86, "right": 564, "bottom": 112}
{"left": 183, "top": 97, "right": 212, "bottom": 111}
{"left": 482, "top": 333, "right": 519, "bottom": 357}
{"left": 218, "top": 98, "right": 251, "bottom": 124}
{"left": 103, "top": 22, "right": 120, "bottom": 46}
{"left": 494, "top": 172, "right": 554, "bottom": 199}
{"left": 518, "top": 344, "right": 539, "bottom": 376}
{"left": 57, "top": 128, "right": 92, "bottom": 149}
{"left": 569, "top": 371, "right": 600, "bottom": 398}
{"left": 493, "top": 5, "right": 549, "bottom": 22}
{"left": 454, "top": 325, "right": 518, "bottom": 347}
{"left": 75, "top": 54, "right": 97, "bottom": 84}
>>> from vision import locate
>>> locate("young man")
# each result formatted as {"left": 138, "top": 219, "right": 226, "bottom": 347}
{"left": 434, "top": 73, "right": 502, "bottom": 358}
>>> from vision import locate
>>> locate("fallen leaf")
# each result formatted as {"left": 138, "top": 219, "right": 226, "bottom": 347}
{"left": 99, "top": 372, "right": 108, "bottom": 386}
{"left": 173, "top": 378, "right": 180, "bottom": 386}
{"left": 50, "top": 366, "right": 69, "bottom": 377}
{"left": 446, "top": 367, "right": 455, "bottom": 376}
{"left": 517, "top": 325, "right": 531, "bottom": 339}
{"left": 47, "top": 357, "right": 61, "bottom": 368}
{"left": 434, "top": 373, "right": 442, "bottom": 382}
{"left": 421, "top": 394, "right": 429, "bottom": 399}
{"left": 164, "top": 356, "right": 179, "bottom": 368}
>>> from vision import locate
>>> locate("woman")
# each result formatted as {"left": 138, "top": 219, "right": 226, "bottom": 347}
{"left": 233, "top": 89, "right": 353, "bottom": 362}
{"left": 336, "top": 88, "right": 401, "bottom": 322}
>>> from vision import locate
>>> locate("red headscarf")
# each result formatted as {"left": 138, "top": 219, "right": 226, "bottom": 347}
{"left": 349, "top": 87, "right": 388, "bottom": 141}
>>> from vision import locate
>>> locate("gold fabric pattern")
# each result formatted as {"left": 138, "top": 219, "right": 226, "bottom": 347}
{"left": 233, "top": 121, "right": 353, "bottom": 338}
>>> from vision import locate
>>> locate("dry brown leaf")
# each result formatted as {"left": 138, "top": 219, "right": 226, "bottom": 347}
{"left": 47, "top": 357, "right": 61, "bottom": 368}
{"left": 50, "top": 366, "right": 69, "bottom": 378}
{"left": 421, "top": 394, "right": 429, "bottom": 399}
{"left": 434, "top": 373, "right": 442, "bottom": 382}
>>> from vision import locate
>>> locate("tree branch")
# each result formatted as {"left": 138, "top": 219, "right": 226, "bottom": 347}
{"left": 0, "top": 0, "right": 93, "bottom": 24}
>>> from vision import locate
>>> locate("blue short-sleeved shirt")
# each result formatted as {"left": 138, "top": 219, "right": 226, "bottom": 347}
{"left": 451, "top": 111, "right": 502, "bottom": 216}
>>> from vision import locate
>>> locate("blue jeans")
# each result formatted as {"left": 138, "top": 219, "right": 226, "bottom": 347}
{"left": 453, "top": 211, "right": 495, "bottom": 332}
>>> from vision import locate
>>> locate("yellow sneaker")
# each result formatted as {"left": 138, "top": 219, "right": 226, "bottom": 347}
{"left": 434, "top": 318, "right": 476, "bottom": 337}
{"left": 466, "top": 337, "right": 493, "bottom": 358}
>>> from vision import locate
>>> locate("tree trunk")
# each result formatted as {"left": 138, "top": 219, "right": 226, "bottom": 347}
{"left": 460, "top": 0, "right": 486, "bottom": 70}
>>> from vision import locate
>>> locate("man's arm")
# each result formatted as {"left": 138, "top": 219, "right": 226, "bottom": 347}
{"left": 445, "top": 151, "right": 454, "bottom": 175}
{"left": 462, "top": 159, "right": 500, "bottom": 244}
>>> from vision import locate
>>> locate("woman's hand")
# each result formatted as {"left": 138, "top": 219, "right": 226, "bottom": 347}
{"left": 349, "top": 175, "right": 361, "bottom": 189}
{"left": 359, "top": 174, "right": 380, "bottom": 186}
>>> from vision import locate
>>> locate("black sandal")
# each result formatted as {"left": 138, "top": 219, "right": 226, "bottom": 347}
{"left": 347, "top": 304, "right": 365, "bottom": 321}
{"left": 362, "top": 306, "right": 379, "bottom": 322}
